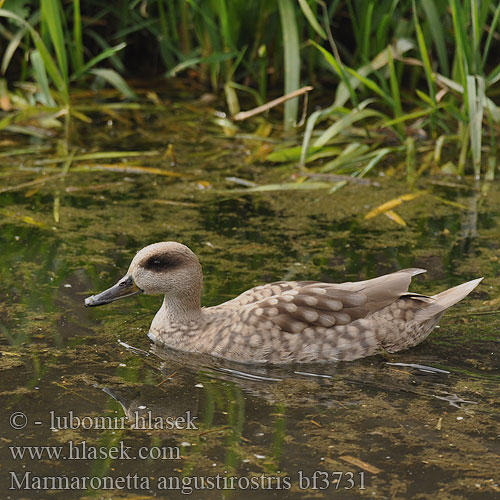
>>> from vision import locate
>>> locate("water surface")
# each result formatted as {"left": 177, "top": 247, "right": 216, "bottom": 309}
{"left": 1, "top": 98, "right": 499, "bottom": 499}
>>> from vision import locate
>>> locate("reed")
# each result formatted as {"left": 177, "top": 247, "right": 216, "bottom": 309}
{"left": 0, "top": 0, "right": 134, "bottom": 139}
{"left": 0, "top": 0, "right": 499, "bottom": 179}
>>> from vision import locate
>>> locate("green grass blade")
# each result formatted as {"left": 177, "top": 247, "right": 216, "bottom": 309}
{"left": 342, "top": 65, "right": 394, "bottom": 107}
{"left": 41, "top": 0, "right": 68, "bottom": 84}
{"left": 457, "top": 122, "right": 469, "bottom": 176}
{"left": 226, "top": 81, "right": 264, "bottom": 106}
{"left": 420, "top": 0, "right": 449, "bottom": 76}
{"left": 485, "top": 104, "right": 497, "bottom": 180}
{"left": 346, "top": 0, "right": 360, "bottom": 50}
{"left": 111, "top": 18, "right": 158, "bottom": 40}
{"left": 449, "top": 0, "right": 470, "bottom": 82}
{"left": 412, "top": 0, "right": 436, "bottom": 104}
{"left": 224, "top": 82, "right": 240, "bottom": 115}
{"left": 361, "top": 0, "right": 374, "bottom": 63}
{"left": 298, "top": 0, "right": 326, "bottom": 39}
{"left": 216, "top": 0, "right": 233, "bottom": 51}
{"left": 226, "top": 45, "right": 247, "bottom": 82}
{"left": 320, "top": 143, "right": 370, "bottom": 172}
{"left": 2, "top": 25, "right": 28, "bottom": 76}
{"left": 89, "top": 68, "right": 137, "bottom": 98}
{"left": 1, "top": 10, "right": 41, "bottom": 75}
{"left": 278, "top": 0, "right": 300, "bottom": 131}
{"left": 299, "top": 104, "right": 336, "bottom": 166}
{"left": 167, "top": 56, "right": 202, "bottom": 77}
{"left": 309, "top": 40, "right": 358, "bottom": 108}
{"left": 313, "top": 108, "right": 384, "bottom": 148}
{"left": 415, "top": 89, "right": 435, "bottom": 107}
{"left": 357, "top": 147, "right": 393, "bottom": 177}
{"left": 375, "top": 13, "right": 392, "bottom": 54}
{"left": 434, "top": 73, "right": 463, "bottom": 93}
{"left": 70, "top": 42, "right": 127, "bottom": 81}
{"left": 470, "top": 0, "right": 481, "bottom": 74}
{"left": 72, "top": 0, "right": 83, "bottom": 72}
{"left": 383, "top": 105, "right": 444, "bottom": 126}
{"left": 157, "top": 0, "right": 175, "bottom": 68}
{"left": 267, "top": 145, "right": 341, "bottom": 163}
{"left": 0, "top": 113, "right": 14, "bottom": 132}
{"left": 178, "top": 0, "right": 191, "bottom": 54}
{"left": 387, "top": 45, "right": 403, "bottom": 135}
{"left": 483, "top": 1, "right": 500, "bottom": 66}
{"left": 166, "top": 52, "right": 235, "bottom": 78}
{"left": 86, "top": 30, "right": 126, "bottom": 73}
{"left": 467, "top": 75, "right": 484, "bottom": 178}
{"left": 405, "top": 137, "right": 416, "bottom": 186}
{"left": 487, "top": 61, "right": 500, "bottom": 86}
{"left": 30, "top": 50, "right": 56, "bottom": 106}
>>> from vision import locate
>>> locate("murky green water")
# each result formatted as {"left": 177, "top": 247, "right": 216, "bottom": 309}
{"left": 1, "top": 100, "right": 499, "bottom": 499}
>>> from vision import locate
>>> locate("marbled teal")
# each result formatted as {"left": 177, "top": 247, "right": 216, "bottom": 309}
{"left": 85, "top": 242, "right": 482, "bottom": 364}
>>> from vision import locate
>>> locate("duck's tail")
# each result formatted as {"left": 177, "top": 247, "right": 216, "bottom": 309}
{"left": 415, "top": 277, "right": 483, "bottom": 321}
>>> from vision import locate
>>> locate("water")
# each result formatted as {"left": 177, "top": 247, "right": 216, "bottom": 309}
{"left": 1, "top": 100, "right": 499, "bottom": 499}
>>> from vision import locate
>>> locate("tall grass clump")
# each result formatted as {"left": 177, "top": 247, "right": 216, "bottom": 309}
{"left": 1, "top": 0, "right": 311, "bottom": 133}
{"left": 0, "top": 0, "right": 134, "bottom": 138}
{"left": 271, "top": 0, "right": 500, "bottom": 182}
{"left": 162, "top": 0, "right": 309, "bottom": 128}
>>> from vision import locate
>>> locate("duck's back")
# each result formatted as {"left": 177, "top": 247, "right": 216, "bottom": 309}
{"left": 208, "top": 268, "right": 433, "bottom": 363}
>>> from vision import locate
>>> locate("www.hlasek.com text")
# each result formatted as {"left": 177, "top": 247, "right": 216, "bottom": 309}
{"left": 9, "top": 440, "right": 180, "bottom": 461}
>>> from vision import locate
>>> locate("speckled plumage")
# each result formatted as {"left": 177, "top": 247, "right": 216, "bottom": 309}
{"left": 85, "top": 242, "right": 482, "bottom": 364}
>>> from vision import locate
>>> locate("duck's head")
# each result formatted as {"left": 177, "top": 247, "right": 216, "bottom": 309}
{"left": 85, "top": 242, "right": 203, "bottom": 307}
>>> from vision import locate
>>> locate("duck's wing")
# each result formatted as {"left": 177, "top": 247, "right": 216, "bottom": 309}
{"left": 219, "top": 281, "right": 316, "bottom": 309}
{"left": 239, "top": 268, "right": 427, "bottom": 334}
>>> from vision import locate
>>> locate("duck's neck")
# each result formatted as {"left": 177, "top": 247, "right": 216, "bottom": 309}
{"left": 161, "top": 290, "right": 203, "bottom": 324}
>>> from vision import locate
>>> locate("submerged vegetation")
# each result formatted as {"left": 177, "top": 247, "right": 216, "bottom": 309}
{"left": 1, "top": 0, "right": 500, "bottom": 185}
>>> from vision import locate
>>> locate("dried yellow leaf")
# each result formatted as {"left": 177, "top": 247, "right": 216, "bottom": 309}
{"left": 364, "top": 192, "right": 423, "bottom": 219}
{"left": 384, "top": 210, "right": 406, "bottom": 226}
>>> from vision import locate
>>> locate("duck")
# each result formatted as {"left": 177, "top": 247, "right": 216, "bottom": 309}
{"left": 84, "top": 242, "right": 482, "bottom": 364}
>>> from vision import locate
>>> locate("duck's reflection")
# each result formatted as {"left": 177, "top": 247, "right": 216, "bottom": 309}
{"left": 101, "top": 341, "right": 340, "bottom": 422}
{"left": 97, "top": 340, "right": 478, "bottom": 429}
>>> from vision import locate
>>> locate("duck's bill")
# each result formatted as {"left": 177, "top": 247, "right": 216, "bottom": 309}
{"left": 84, "top": 275, "right": 143, "bottom": 307}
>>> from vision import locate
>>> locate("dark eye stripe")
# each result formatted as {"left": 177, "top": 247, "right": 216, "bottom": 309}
{"left": 146, "top": 258, "right": 170, "bottom": 270}
{"left": 144, "top": 254, "right": 183, "bottom": 271}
